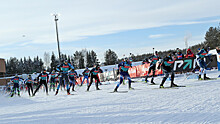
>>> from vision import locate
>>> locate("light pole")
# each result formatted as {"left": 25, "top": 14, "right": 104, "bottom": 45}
{"left": 153, "top": 48, "right": 155, "bottom": 55}
{"left": 53, "top": 14, "right": 61, "bottom": 63}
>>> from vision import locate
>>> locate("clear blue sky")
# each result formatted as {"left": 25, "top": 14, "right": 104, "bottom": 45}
{"left": 0, "top": 0, "right": 220, "bottom": 62}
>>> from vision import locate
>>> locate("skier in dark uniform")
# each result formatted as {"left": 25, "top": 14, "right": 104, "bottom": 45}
{"left": 158, "top": 53, "right": 179, "bottom": 88}
{"left": 10, "top": 74, "right": 24, "bottom": 97}
{"left": 49, "top": 70, "right": 57, "bottom": 91}
{"left": 68, "top": 68, "right": 78, "bottom": 91}
{"left": 33, "top": 69, "right": 49, "bottom": 96}
{"left": 196, "top": 47, "right": 212, "bottom": 80}
{"left": 113, "top": 58, "right": 134, "bottom": 92}
{"left": 144, "top": 51, "right": 161, "bottom": 84}
{"left": 81, "top": 67, "right": 90, "bottom": 86}
{"left": 56, "top": 60, "right": 74, "bottom": 95}
{"left": 87, "top": 65, "right": 103, "bottom": 91}
{"left": 24, "top": 75, "right": 34, "bottom": 96}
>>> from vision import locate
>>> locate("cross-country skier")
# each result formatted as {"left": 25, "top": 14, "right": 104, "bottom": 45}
{"left": 113, "top": 58, "right": 134, "bottom": 92}
{"left": 87, "top": 65, "right": 103, "bottom": 91}
{"left": 49, "top": 70, "right": 57, "bottom": 91}
{"left": 196, "top": 47, "right": 212, "bottom": 80}
{"left": 144, "top": 51, "right": 161, "bottom": 84}
{"left": 158, "top": 53, "right": 179, "bottom": 88}
{"left": 33, "top": 69, "right": 49, "bottom": 96}
{"left": 24, "top": 75, "right": 34, "bottom": 96}
{"left": 68, "top": 68, "right": 78, "bottom": 91}
{"left": 80, "top": 67, "right": 90, "bottom": 86}
{"left": 10, "top": 74, "right": 24, "bottom": 97}
{"left": 55, "top": 60, "right": 74, "bottom": 95}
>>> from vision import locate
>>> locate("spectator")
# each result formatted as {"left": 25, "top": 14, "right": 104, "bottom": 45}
{"left": 176, "top": 50, "right": 184, "bottom": 59}
{"left": 185, "top": 48, "right": 195, "bottom": 58}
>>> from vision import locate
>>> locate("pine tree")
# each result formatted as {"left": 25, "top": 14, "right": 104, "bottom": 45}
{"left": 86, "top": 51, "right": 93, "bottom": 67}
{"left": 91, "top": 50, "right": 98, "bottom": 66}
{"left": 50, "top": 52, "right": 59, "bottom": 71}
{"left": 104, "top": 49, "right": 118, "bottom": 65}
{"left": 205, "top": 27, "right": 220, "bottom": 49}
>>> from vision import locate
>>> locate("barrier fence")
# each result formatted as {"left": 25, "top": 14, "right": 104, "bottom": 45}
{"left": 1, "top": 56, "right": 218, "bottom": 86}
{"left": 76, "top": 55, "right": 218, "bottom": 85}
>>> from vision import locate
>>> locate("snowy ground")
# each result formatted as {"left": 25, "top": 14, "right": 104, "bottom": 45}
{"left": 1, "top": 70, "right": 220, "bottom": 124}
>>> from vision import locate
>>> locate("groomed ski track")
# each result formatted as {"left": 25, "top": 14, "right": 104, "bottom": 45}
{"left": 1, "top": 70, "right": 220, "bottom": 124}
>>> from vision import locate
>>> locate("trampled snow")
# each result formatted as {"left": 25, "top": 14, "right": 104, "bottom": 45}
{"left": 1, "top": 70, "right": 220, "bottom": 124}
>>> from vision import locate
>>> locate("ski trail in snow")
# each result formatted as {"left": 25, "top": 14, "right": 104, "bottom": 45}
{"left": 1, "top": 70, "right": 220, "bottom": 123}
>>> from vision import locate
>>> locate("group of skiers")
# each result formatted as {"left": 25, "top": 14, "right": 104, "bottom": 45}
{"left": 9, "top": 60, "right": 104, "bottom": 97}
{"left": 141, "top": 47, "right": 213, "bottom": 88}
{"left": 8, "top": 46, "right": 214, "bottom": 97}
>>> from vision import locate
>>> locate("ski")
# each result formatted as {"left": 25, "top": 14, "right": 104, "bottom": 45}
{"left": 153, "top": 87, "right": 179, "bottom": 89}
{"left": 198, "top": 78, "right": 217, "bottom": 81}
{"left": 67, "top": 94, "right": 75, "bottom": 95}
{"left": 176, "top": 85, "right": 186, "bottom": 87}
{"left": 109, "top": 91, "right": 128, "bottom": 93}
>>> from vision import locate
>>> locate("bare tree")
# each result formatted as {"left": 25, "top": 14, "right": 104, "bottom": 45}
{"left": 44, "top": 52, "right": 51, "bottom": 70}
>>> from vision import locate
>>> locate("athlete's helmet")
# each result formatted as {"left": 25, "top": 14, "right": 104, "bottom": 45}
{"left": 28, "top": 75, "right": 32, "bottom": 79}
{"left": 64, "top": 60, "right": 68, "bottom": 63}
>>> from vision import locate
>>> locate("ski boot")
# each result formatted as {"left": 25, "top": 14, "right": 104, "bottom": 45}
{"left": 159, "top": 85, "right": 164, "bottom": 88}
{"left": 151, "top": 78, "right": 156, "bottom": 85}
{"left": 145, "top": 76, "right": 149, "bottom": 83}
{"left": 72, "top": 85, "right": 75, "bottom": 91}
{"left": 198, "top": 74, "right": 203, "bottom": 80}
{"left": 96, "top": 83, "right": 101, "bottom": 90}
{"left": 55, "top": 90, "right": 59, "bottom": 95}
{"left": 170, "top": 83, "right": 178, "bottom": 87}
{"left": 96, "top": 88, "right": 101, "bottom": 90}
{"left": 10, "top": 93, "right": 14, "bottom": 97}
{"left": 204, "top": 74, "right": 210, "bottom": 80}
{"left": 86, "top": 86, "right": 90, "bottom": 92}
{"left": 129, "top": 87, "right": 135, "bottom": 90}
{"left": 18, "top": 93, "right": 21, "bottom": 97}
{"left": 159, "top": 77, "right": 166, "bottom": 88}
{"left": 67, "top": 89, "right": 71, "bottom": 95}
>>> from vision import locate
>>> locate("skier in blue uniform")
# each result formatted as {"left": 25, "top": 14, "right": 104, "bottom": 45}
{"left": 113, "top": 58, "right": 134, "bottom": 92}
{"left": 33, "top": 69, "right": 49, "bottom": 96}
{"left": 81, "top": 67, "right": 90, "bottom": 86}
{"left": 10, "top": 74, "right": 24, "bottom": 97}
{"left": 56, "top": 60, "right": 74, "bottom": 95}
{"left": 68, "top": 68, "right": 78, "bottom": 91}
{"left": 144, "top": 51, "right": 161, "bottom": 84}
{"left": 158, "top": 53, "right": 179, "bottom": 88}
{"left": 196, "top": 47, "right": 212, "bottom": 80}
